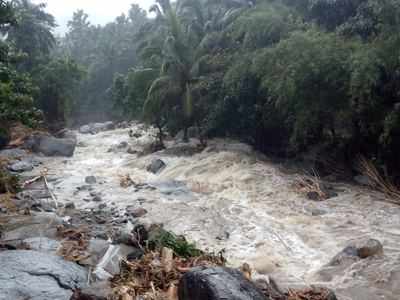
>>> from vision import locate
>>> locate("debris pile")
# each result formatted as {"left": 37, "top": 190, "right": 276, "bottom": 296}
{"left": 111, "top": 248, "right": 226, "bottom": 300}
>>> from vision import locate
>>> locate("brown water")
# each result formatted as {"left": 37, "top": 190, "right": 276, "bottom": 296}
{"left": 28, "top": 124, "right": 400, "bottom": 300}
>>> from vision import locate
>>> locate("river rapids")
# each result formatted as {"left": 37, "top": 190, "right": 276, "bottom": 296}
{"left": 26, "top": 124, "right": 400, "bottom": 300}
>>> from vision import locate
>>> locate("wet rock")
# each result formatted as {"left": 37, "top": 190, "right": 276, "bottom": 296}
{"left": 1, "top": 213, "right": 63, "bottom": 241}
{"left": 0, "top": 148, "right": 27, "bottom": 159}
{"left": 127, "top": 147, "right": 139, "bottom": 155}
{"left": 85, "top": 176, "right": 97, "bottom": 184}
{"left": 26, "top": 134, "right": 76, "bottom": 157}
{"left": 98, "top": 203, "right": 107, "bottom": 210}
{"left": 22, "top": 237, "right": 61, "bottom": 254}
{"left": 79, "top": 125, "right": 92, "bottom": 134}
{"left": 329, "top": 239, "right": 383, "bottom": 266}
{"left": 306, "top": 191, "right": 320, "bottom": 201}
{"left": 357, "top": 239, "right": 383, "bottom": 258}
{"left": 126, "top": 207, "right": 148, "bottom": 218}
{"left": 57, "top": 129, "right": 77, "bottom": 142}
{"left": 117, "top": 141, "right": 128, "bottom": 149}
{"left": 71, "top": 281, "right": 112, "bottom": 300}
{"left": 64, "top": 202, "right": 76, "bottom": 210}
{"left": 8, "top": 160, "right": 34, "bottom": 172}
{"left": 178, "top": 266, "right": 268, "bottom": 300}
{"left": 147, "top": 159, "right": 166, "bottom": 174}
{"left": 0, "top": 250, "right": 87, "bottom": 300}
{"left": 92, "top": 194, "right": 103, "bottom": 202}
{"left": 126, "top": 248, "right": 145, "bottom": 261}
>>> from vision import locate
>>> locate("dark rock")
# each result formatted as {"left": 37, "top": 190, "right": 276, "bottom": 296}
{"left": 178, "top": 266, "right": 268, "bottom": 300}
{"left": 65, "top": 202, "right": 76, "bottom": 210}
{"left": 306, "top": 191, "right": 320, "bottom": 201}
{"left": 8, "top": 160, "right": 34, "bottom": 172}
{"left": 126, "top": 248, "right": 145, "bottom": 261}
{"left": 127, "top": 147, "right": 138, "bottom": 155}
{"left": 117, "top": 141, "right": 128, "bottom": 149}
{"left": 0, "top": 128, "right": 10, "bottom": 150}
{"left": 98, "top": 203, "right": 107, "bottom": 210}
{"left": 71, "top": 281, "right": 112, "bottom": 300}
{"left": 329, "top": 239, "right": 383, "bottom": 266}
{"left": 79, "top": 125, "right": 92, "bottom": 134}
{"left": 85, "top": 176, "right": 97, "bottom": 184}
{"left": 147, "top": 159, "right": 166, "bottom": 174}
{"left": 126, "top": 207, "right": 148, "bottom": 218}
{"left": 0, "top": 250, "right": 87, "bottom": 300}
{"left": 357, "top": 239, "right": 383, "bottom": 258}
{"left": 329, "top": 245, "right": 360, "bottom": 266}
{"left": 92, "top": 195, "right": 103, "bottom": 202}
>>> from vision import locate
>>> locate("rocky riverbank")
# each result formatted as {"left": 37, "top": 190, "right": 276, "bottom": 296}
{"left": 0, "top": 121, "right": 399, "bottom": 300}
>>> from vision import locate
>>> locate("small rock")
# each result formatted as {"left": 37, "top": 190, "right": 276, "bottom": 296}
{"left": 147, "top": 159, "right": 167, "bottom": 174}
{"left": 357, "top": 239, "right": 383, "bottom": 258}
{"left": 127, "top": 147, "right": 138, "bottom": 154}
{"left": 117, "top": 141, "right": 128, "bottom": 149}
{"left": 306, "top": 191, "right": 321, "bottom": 201}
{"left": 126, "top": 248, "right": 145, "bottom": 261}
{"left": 98, "top": 203, "right": 107, "bottom": 210}
{"left": 329, "top": 239, "right": 383, "bottom": 266}
{"left": 126, "top": 207, "right": 148, "bottom": 218}
{"left": 65, "top": 202, "right": 76, "bottom": 210}
{"left": 92, "top": 195, "right": 103, "bottom": 202}
{"left": 85, "top": 176, "right": 97, "bottom": 184}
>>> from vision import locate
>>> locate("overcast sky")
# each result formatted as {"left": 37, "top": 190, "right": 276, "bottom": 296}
{"left": 32, "top": 0, "right": 156, "bottom": 35}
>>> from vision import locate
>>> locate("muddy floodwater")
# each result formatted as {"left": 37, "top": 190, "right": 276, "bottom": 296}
{"left": 26, "top": 124, "right": 400, "bottom": 300}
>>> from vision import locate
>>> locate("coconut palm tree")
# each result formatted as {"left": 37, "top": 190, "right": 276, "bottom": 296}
{"left": 4, "top": 0, "right": 55, "bottom": 69}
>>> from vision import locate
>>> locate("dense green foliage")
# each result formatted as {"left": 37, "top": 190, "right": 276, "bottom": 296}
{"left": 0, "top": 0, "right": 85, "bottom": 138}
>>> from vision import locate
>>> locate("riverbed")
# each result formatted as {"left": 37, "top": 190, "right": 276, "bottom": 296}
{"left": 25, "top": 124, "right": 400, "bottom": 300}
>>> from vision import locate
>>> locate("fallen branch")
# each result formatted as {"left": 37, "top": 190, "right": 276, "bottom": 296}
{"left": 356, "top": 156, "right": 400, "bottom": 205}
{"left": 41, "top": 169, "right": 58, "bottom": 209}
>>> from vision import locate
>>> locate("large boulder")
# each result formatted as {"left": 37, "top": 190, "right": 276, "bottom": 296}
{"left": 25, "top": 134, "right": 76, "bottom": 157}
{"left": 0, "top": 250, "right": 87, "bottom": 300}
{"left": 178, "top": 267, "right": 268, "bottom": 300}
